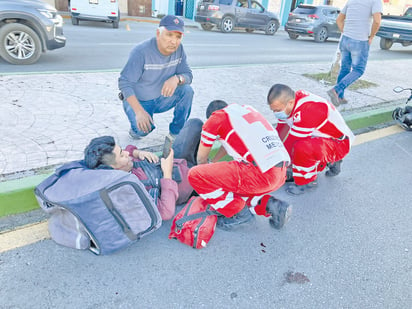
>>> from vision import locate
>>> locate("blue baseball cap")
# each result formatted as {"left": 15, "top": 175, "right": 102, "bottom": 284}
{"left": 159, "top": 15, "right": 185, "bottom": 33}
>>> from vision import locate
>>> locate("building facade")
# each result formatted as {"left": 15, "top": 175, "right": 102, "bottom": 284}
{"left": 48, "top": 0, "right": 412, "bottom": 22}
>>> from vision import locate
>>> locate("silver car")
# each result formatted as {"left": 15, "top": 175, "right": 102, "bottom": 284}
{"left": 285, "top": 4, "right": 341, "bottom": 43}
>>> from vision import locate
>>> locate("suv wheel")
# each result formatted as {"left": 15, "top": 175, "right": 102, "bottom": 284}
{"left": 71, "top": 16, "right": 79, "bottom": 25}
{"left": 0, "top": 23, "right": 42, "bottom": 65}
{"left": 201, "top": 24, "right": 213, "bottom": 31}
{"left": 288, "top": 32, "right": 299, "bottom": 40}
{"left": 221, "top": 16, "right": 234, "bottom": 33}
{"left": 265, "top": 20, "right": 279, "bottom": 35}
{"left": 380, "top": 38, "right": 393, "bottom": 50}
{"left": 113, "top": 10, "right": 120, "bottom": 29}
{"left": 314, "top": 27, "right": 328, "bottom": 43}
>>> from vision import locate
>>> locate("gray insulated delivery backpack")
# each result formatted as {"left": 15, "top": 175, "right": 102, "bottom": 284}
{"left": 34, "top": 161, "right": 162, "bottom": 255}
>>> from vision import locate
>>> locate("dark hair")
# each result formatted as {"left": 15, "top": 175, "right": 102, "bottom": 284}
{"left": 267, "top": 84, "right": 295, "bottom": 105}
{"left": 84, "top": 136, "right": 116, "bottom": 169}
{"left": 206, "top": 100, "right": 228, "bottom": 118}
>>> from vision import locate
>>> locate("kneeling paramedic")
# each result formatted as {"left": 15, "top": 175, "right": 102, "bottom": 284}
{"left": 267, "top": 84, "right": 355, "bottom": 195}
{"left": 188, "top": 100, "right": 292, "bottom": 230}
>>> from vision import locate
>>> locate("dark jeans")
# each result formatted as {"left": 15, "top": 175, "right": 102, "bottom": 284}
{"left": 173, "top": 118, "right": 203, "bottom": 168}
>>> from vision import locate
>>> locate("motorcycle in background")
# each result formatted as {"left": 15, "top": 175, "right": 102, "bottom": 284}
{"left": 392, "top": 86, "right": 412, "bottom": 131}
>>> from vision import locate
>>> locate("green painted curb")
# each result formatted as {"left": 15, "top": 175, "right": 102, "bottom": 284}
{"left": 344, "top": 107, "right": 394, "bottom": 131}
{"left": 0, "top": 110, "right": 396, "bottom": 218}
{"left": 0, "top": 174, "right": 51, "bottom": 217}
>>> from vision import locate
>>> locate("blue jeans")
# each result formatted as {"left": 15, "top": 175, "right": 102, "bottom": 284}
{"left": 334, "top": 35, "right": 370, "bottom": 99}
{"left": 123, "top": 84, "right": 194, "bottom": 137}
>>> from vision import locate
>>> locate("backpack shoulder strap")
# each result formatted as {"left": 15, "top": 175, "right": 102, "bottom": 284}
{"left": 175, "top": 202, "right": 218, "bottom": 228}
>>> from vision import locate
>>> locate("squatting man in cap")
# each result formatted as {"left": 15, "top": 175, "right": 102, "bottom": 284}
{"left": 118, "top": 15, "right": 193, "bottom": 149}
{"left": 267, "top": 84, "right": 355, "bottom": 195}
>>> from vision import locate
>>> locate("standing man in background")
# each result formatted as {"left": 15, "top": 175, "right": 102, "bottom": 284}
{"left": 118, "top": 15, "right": 193, "bottom": 143}
{"left": 327, "top": 0, "right": 382, "bottom": 106}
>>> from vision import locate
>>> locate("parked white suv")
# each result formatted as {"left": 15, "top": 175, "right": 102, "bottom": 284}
{"left": 0, "top": 0, "right": 66, "bottom": 65}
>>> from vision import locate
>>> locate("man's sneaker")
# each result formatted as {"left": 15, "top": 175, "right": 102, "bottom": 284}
{"left": 327, "top": 88, "right": 340, "bottom": 107}
{"left": 266, "top": 197, "right": 292, "bottom": 229}
{"left": 286, "top": 180, "right": 318, "bottom": 196}
{"left": 326, "top": 160, "right": 342, "bottom": 177}
{"left": 129, "top": 129, "right": 142, "bottom": 140}
{"left": 216, "top": 206, "right": 255, "bottom": 231}
{"left": 339, "top": 97, "right": 348, "bottom": 105}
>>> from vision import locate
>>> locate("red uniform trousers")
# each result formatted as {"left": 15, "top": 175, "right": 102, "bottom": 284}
{"left": 188, "top": 160, "right": 287, "bottom": 218}
{"left": 290, "top": 136, "right": 350, "bottom": 185}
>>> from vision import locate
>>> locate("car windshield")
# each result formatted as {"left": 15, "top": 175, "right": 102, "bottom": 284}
{"left": 293, "top": 7, "right": 317, "bottom": 14}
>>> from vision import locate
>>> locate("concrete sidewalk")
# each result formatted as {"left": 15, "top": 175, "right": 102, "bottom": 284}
{"left": 1, "top": 59, "right": 410, "bottom": 179}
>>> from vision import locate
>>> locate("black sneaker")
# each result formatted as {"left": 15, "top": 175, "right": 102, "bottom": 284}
{"left": 326, "top": 160, "right": 342, "bottom": 177}
{"left": 286, "top": 180, "right": 318, "bottom": 196}
{"left": 216, "top": 206, "right": 255, "bottom": 231}
{"left": 266, "top": 197, "right": 292, "bottom": 229}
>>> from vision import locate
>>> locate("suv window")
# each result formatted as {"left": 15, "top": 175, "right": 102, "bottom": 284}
{"left": 293, "top": 6, "right": 317, "bottom": 14}
{"left": 322, "top": 9, "right": 335, "bottom": 17}
{"left": 220, "top": 0, "right": 233, "bottom": 4}
{"left": 237, "top": 0, "right": 248, "bottom": 8}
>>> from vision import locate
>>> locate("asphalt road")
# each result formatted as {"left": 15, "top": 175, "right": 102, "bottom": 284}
{"left": 0, "top": 20, "right": 411, "bottom": 73}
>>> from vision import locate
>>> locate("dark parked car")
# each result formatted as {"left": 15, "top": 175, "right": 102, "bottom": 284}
{"left": 0, "top": 0, "right": 66, "bottom": 64}
{"left": 195, "top": 0, "right": 280, "bottom": 35}
{"left": 285, "top": 4, "right": 341, "bottom": 42}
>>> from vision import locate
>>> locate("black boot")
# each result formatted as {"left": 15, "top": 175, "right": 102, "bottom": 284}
{"left": 326, "top": 160, "right": 342, "bottom": 177}
{"left": 216, "top": 206, "right": 255, "bottom": 231}
{"left": 266, "top": 197, "right": 292, "bottom": 229}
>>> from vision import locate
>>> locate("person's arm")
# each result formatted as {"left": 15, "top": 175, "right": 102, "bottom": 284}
{"left": 368, "top": 12, "right": 382, "bottom": 45}
{"left": 157, "top": 149, "right": 178, "bottom": 220}
{"left": 336, "top": 13, "right": 345, "bottom": 33}
{"left": 119, "top": 47, "right": 154, "bottom": 133}
{"left": 125, "top": 95, "right": 154, "bottom": 133}
{"left": 161, "top": 46, "right": 193, "bottom": 97}
{"left": 197, "top": 143, "right": 212, "bottom": 165}
{"left": 125, "top": 145, "right": 159, "bottom": 163}
{"left": 157, "top": 179, "right": 178, "bottom": 220}
{"left": 282, "top": 103, "right": 327, "bottom": 154}
{"left": 175, "top": 45, "right": 193, "bottom": 85}
{"left": 210, "top": 146, "right": 227, "bottom": 163}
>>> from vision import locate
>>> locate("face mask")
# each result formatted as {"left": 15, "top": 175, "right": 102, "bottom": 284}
{"left": 274, "top": 110, "right": 289, "bottom": 120}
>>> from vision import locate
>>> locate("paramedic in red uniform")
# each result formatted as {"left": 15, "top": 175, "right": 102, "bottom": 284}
{"left": 188, "top": 100, "right": 292, "bottom": 230}
{"left": 267, "top": 84, "right": 355, "bottom": 195}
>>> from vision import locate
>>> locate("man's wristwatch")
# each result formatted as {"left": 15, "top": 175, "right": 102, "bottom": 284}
{"left": 177, "top": 75, "right": 183, "bottom": 85}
